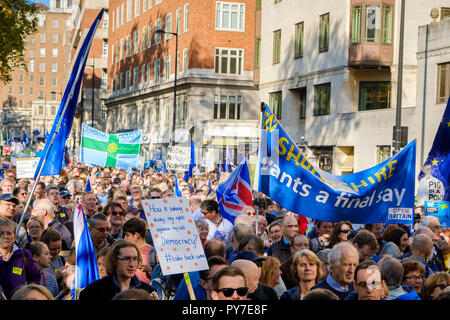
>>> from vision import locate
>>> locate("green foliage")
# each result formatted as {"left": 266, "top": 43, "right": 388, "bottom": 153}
{"left": 0, "top": 0, "right": 39, "bottom": 84}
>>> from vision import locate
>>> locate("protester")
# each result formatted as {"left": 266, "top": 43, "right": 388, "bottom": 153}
{"left": 280, "top": 249, "right": 322, "bottom": 300}
{"left": 384, "top": 227, "right": 410, "bottom": 255}
{"left": 104, "top": 201, "right": 126, "bottom": 241}
{"left": 402, "top": 260, "right": 425, "bottom": 297}
{"left": 0, "top": 194, "right": 28, "bottom": 247}
{"left": 267, "top": 220, "right": 283, "bottom": 245}
{"left": 267, "top": 215, "right": 299, "bottom": 264}
{"left": 329, "top": 221, "right": 352, "bottom": 248}
{"left": 97, "top": 247, "right": 110, "bottom": 279}
{"left": 89, "top": 213, "right": 113, "bottom": 255}
{"left": 351, "top": 229, "right": 379, "bottom": 263}
{"left": 346, "top": 260, "right": 386, "bottom": 300}
{"left": 200, "top": 199, "right": 233, "bottom": 242}
{"left": 27, "top": 241, "right": 59, "bottom": 297}
{"left": 210, "top": 266, "right": 249, "bottom": 301}
{"left": 422, "top": 272, "right": 450, "bottom": 300}
{"left": 26, "top": 216, "right": 45, "bottom": 243}
{"left": 0, "top": 218, "right": 41, "bottom": 299}
{"left": 79, "top": 239, "right": 156, "bottom": 300}
{"left": 259, "top": 256, "right": 283, "bottom": 293}
{"left": 10, "top": 283, "right": 54, "bottom": 300}
{"left": 199, "top": 255, "right": 228, "bottom": 300}
{"left": 310, "top": 221, "right": 334, "bottom": 253}
{"left": 280, "top": 233, "right": 310, "bottom": 290}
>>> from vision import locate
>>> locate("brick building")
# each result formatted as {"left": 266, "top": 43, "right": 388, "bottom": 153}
{"left": 105, "top": 0, "right": 260, "bottom": 168}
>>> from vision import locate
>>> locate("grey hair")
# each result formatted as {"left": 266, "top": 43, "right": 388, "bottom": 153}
{"left": 417, "top": 215, "right": 438, "bottom": 228}
{"left": 89, "top": 213, "right": 108, "bottom": 227}
{"left": 378, "top": 255, "right": 404, "bottom": 287}
{"left": 231, "top": 223, "right": 254, "bottom": 243}
{"left": 328, "top": 242, "right": 358, "bottom": 265}
{"left": 379, "top": 241, "right": 401, "bottom": 259}
{"left": 0, "top": 218, "right": 17, "bottom": 232}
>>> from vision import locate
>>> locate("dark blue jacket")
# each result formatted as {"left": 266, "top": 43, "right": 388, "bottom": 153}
{"left": 311, "top": 278, "right": 354, "bottom": 300}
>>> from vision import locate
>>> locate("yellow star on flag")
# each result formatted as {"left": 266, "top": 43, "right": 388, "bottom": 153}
{"left": 431, "top": 158, "right": 439, "bottom": 166}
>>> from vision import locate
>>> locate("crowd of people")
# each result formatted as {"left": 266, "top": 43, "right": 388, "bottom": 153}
{"left": 0, "top": 164, "right": 449, "bottom": 301}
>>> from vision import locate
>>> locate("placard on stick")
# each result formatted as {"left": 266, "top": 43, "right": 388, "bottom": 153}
{"left": 142, "top": 197, "right": 209, "bottom": 276}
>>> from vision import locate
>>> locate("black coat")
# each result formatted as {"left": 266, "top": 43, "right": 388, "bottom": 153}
{"left": 79, "top": 275, "right": 156, "bottom": 300}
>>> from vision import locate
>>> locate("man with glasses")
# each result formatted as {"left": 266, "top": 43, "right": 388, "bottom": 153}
{"left": 267, "top": 215, "right": 299, "bottom": 264}
{"left": 0, "top": 193, "right": 28, "bottom": 247}
{"left": 345, "top": 260, "right": 386, "bottom": 300}
{"left": 149, "top": 187, "right": 163, "bottom": 199}
{"left": 79, "top": 239, "right": 156, "bottom": 300}
{"left": 210, "top": 266, "right": 249, "bottom": 300}
{"left": 89, "top": 213, "right": 113, "bottom": 254}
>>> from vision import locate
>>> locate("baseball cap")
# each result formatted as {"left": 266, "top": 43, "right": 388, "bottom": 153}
{"left": 0, "top": 194, "right": 20, "bottom": 205}
{"left": 60, "top": 190, "right": 72, "bottom": 198}
{"left": 234, "top": 250, "right": 266, "bottom": 264}
{"left": 113, "top": 177, "right": 121, "bottom": 184}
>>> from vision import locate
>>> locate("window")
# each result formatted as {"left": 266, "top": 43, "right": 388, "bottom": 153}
{"left": 114, "top": 40, "right": 119, "bottom": 62}
{"left": 127, "top": 0, "right": 132, "bottom": 22}
{"left": 294, "top": 22, "right": 304, "bottom": 59}
{"left": 273, "top": 29, "right": 281, "bottom": 64}
{"left": 183, "top": 48, "right": 188, "bottom": 73}
{"left": 29, "top": 75, "right": 34, "bottom": 82}
{"left": 120, "top": 38, "right": 124, "bottom": 60}
{"left": 39, "top": 105, "right": 44, "bottom": 115}
{"left": 103, "top": 10, "right": 109, "bottom": 29}
{"left": 141, "top": 64, "right": 146, "bottom": 82}
{"left": 438, "top": 63, "right": 450, "bottom": 103}
{"left": 135, "top": 0, "right": 140, "bottom": 17}
{"left": 155, "top": 100, "right": 160, "bottom": 122}
{"left": 216, "top": 2, "right": 245, "bottom": 32}
{"left": 52, "top": 48, "right": 58, "bottom": 57}
{"left": 176, "top": 95, "right": 188, "bottom": 120}
{"left": 165, "top": 98, "right": 171, "bottom": 121}
{"left": 126, "top": 69, "right": 131, "bottom": 89}
{"left": 351, "top": 5, "right": 361, "bottom": 43}
{"left": 51, "top": 93, "right": 56, "bottom": 101}
{"left": 120, "top": 72, "right": 124, "bottom": 90}
{"left": 382, "top": 6, "right": 393, "bottom": 44}
{"left": 142, "top": 26, "right": 147, "bottom": 50}
{"left": 133, "top": 66, "right": 139, "bottom": 87}
{"left": 53, "top": 19, "right": 58, "bottom": 28}
{"left": 215, "top": 48, "right": 243, "bottom": 75}
{"left": 147, "top": 63, "right": 151, "bottom": 82}
{"left": 52, "top": 63, "right": 57, "bottom": 73}
{"left": 116, "top": 6, "right": 120, "bottom": 28}
{"left": 52, "top": 77, "right": 57, "bottom": 87}
{"left": 101, "top": 69, "right": 107, "bottom": 88}
{"left": 40, "top": 34, "right": 46, "bottom": 43}
{"left": 441, "top": 7, "right": 450, "bottom": 20}
{"left": 156, "top": 0, "right": 161, "bottom": 4}
{"left": 184, "top": 3, "right": 189, "bottom": 32}
{"left": 148, "top": 0, "right": 152, "bottom": 9}
{"left": 269, "top": 91, "right": 282, "bottom": 119}
{"left": 254, "top": 38, "right": 261, "bottom": 68}
{"left": 154, "top": 58, "right": 160, "bottom": 83}
{"left": 176, "top": 51, "right": 180, "bottom": 74}
{"left": 29, "top": 87, "right": 33, "bottom": 95}
{"left": 29, "top": 60, "right": 34, "bottom": 72}
{"left": 298, "top": 87, "right": 306, "bottom": 119}
{"left": 40, "top": 48, "right": 45, "bottom": 57}
{"left": 52, "top": 34, "right": 58, "bottom": 43}
{"left": 126, "top": 34, "right": 131, "bottom": 57}
{"left": 314, "top": 83, "right": 331, "bottom": 116}
{"left": 19, "top": 87, "right": 24, "bottom": 95}
{"left": 164, "top": 55, "right": 171, "bottom": 80}
{"left": 365, "top": 5, "right": 380, "bottom": 43}
{"left": 19, "top": 74, "right": 24, "bottom": 82}
{"left": 148, "top": 23, "right": 152, "bottom": 48}
{"left": 359, "top": 81, "right": 391, "bottom": 111}
{"left": 155, "top": 19, "right": 161, "bottom": 44}
{"left": 102, "top": 107, "right": 107, "bottom": 119}
{"left": 176, "top": 8, "right": 181, "bottom": 34}
{"left": 376, "top": 146, "right": 391, "bottom": 164}
{"left": 319, "top": 13, "right": 329, "bottom": 52}
{"left": 121, "top": 3, "right": 125, "bottom": 25}
{"left": 165, "top": 13, "right": 172, "bottom": 40}
{"left": 214, "top": 95, "right": 242, "bottom": 119}
{"left": 39, "top": 62, "right": 45, "bottom": 72}
{"left": 133, "top": 30, "right": 139, "bottom": 54}
{"left": 30, "top": 49, "right": 34, "bottom": 58}
{"left": 102, "top": 40, "right": 108, "bottom": 57}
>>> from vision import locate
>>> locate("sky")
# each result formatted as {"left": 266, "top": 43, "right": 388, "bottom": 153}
{"left": 31, "top": 0, "right": 50, "bottom": 6}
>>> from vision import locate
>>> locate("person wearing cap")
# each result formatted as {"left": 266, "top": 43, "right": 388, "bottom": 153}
{"left": 112, "top": 177, "right": 121, "bottom": 189}
{"left": 46, "top": 185, "right": 71, "bottom": 225}
{"left": 59, "top": 190, "right": 72, "bottom": 208}
{"left": 231, "top": 253, "right": 278, "bottom": 301}
{"left": 0, "top": 194, "right": 28, "bottom": 247}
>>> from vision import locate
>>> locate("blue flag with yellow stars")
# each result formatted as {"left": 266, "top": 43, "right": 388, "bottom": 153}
{"left": 418, "top": 97, "right": 450, "bottom": 201}
{"left": 34, "top": 9, "right": 104, "bottom": 179}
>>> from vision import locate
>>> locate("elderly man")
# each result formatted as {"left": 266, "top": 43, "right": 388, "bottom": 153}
{"left": 379, "top": 255, "right": 420, "bottom": 300}
{"left": 32, "top": 198, "right": 73, "bottom": 250}
{"left": 311, "top": 242, "right": 359, "bottom": 300}
{"left": 346, "top": 260, "right": 386, "bottom": 300}
{"left": 267, "top": 215, "right": 299, "bottom": 264}
{"left": 81, "top": 192, "right": 99, "bottom": 219}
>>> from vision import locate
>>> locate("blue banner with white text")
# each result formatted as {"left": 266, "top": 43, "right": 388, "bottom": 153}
{"left": 256, "top": 103, "right": 416, "bottom": 224}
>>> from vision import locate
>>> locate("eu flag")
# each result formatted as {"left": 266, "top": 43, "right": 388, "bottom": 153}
{"left": 34, "top": 9, "right": 104, "bottom": 179}
{"left": 184, "top": 139, "right": 196, "bottom": 182}
{"left": 174, "top": 174, "right": 182, "bottom": 197}
{"left": 418, "top": 97, "right": 450, "bottom": 201}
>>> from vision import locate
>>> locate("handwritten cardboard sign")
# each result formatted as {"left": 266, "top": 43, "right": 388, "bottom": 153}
{"left": 16, "top": 157, "right": 40, "bottom": 179}
{"left": 166, "top": 146, "right": 190, "bottom": 171}
{"left": 142, "top": 197, "right": 209, "bottom": 276}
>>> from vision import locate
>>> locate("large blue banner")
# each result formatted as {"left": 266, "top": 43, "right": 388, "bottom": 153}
{"left": 256, "top": 104, "right": 416, "bottom": 224}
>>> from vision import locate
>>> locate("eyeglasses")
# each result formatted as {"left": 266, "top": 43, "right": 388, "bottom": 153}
{"left": 340, "top": 229, "right": 351, "bottom": 234}
{"left": 356, "top": 281, "right": 382, "bottom": 290}
{"left": 117, "top": 256, "right": 140, "bottom": 264}
{"left": 150, "top": 196, "right": 160, "bottom": 199}
{"left": 404, "top": 275, "right": 424, "bottom": 282}
{"left": 93, "top": 226, "right": 111, "bottom": 233}
{"left": 0, "top": 202, "right": 16, "bottom": 208}
{"left": 433, "top": 283, "right": 448, "bottom": 291}
{"left": 216, "top": 287, "right": 248, "bottom": 297}
{"left": 111, "top": 210, "right": 125, "bottom": 217}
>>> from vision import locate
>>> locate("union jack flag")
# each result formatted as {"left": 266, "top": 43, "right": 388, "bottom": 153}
{"left": 216, "top": 158, "right": 253, "bottom": 224}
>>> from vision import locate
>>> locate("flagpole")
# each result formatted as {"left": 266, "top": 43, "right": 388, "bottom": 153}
{"left": 15, "top": 10, "right": 103, "bottom": 237}
{"left": 254, "top": 102, "right": 266, "bottom": 236}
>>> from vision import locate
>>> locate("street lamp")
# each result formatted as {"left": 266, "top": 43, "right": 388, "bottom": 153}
{"left": 155, "top": 29, "right": 178, "bottom": 146}
{"left": 393, "top": 0, "right": 405, "bottom": 155}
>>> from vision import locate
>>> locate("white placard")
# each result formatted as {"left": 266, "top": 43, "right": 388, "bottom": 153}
{"left": 16, "top": 157, "right": 40, "bottom": 179}
{"left": 142, "top": 197, "right": 209, "bottom": 276}
{"left": 166, "top": 146, "right": 190, "bottom": 171}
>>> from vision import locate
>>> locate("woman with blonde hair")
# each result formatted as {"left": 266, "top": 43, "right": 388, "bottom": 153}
{"left": 280, "top": 249, "right": 322, "bottom": 300}
{"left": 422, "top": 272, "right": 450, "bottom": 300}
